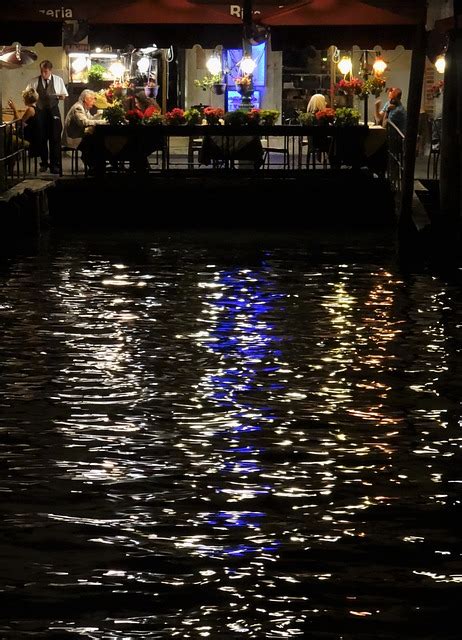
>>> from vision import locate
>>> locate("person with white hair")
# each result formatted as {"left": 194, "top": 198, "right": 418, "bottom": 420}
{"left": 62, "top": 89, "right": 107, "bottom": 174}
{"left": 62, "top": 89, "right": 106, "bottom": 149}
{"left": 307, "top": 93, "right": 327, "bottom": 113}
{"left": 304, "top": 93, "right": 329, "bottom": 166}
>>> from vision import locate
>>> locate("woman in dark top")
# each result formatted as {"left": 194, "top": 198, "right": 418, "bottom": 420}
{"left": 8, "top": 88, "right": 40, "bottom": 157}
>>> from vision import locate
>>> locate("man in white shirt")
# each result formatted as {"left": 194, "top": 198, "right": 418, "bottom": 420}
{"left": 26, "top": 59, "right": 68, "bottom": 174}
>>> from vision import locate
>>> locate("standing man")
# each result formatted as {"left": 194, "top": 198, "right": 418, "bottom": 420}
{"left": 26, "top": 60, "right": 68, "bottom": 174}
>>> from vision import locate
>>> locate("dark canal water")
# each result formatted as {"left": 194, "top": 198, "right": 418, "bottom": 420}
{"left": 0, "top": 230, "right": 461, "bottom": 639}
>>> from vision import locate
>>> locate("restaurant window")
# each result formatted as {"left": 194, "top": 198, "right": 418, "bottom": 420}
{"left": 224, "top": 43, "right": 267, "bottom": 88}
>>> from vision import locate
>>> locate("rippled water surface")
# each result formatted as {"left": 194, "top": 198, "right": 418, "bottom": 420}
{"left": 0, "top": 230, "right": 461, "bottom": 639}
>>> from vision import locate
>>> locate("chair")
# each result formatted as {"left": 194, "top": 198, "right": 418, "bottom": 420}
{"left": 329, "top": 127, "right": 369, "bottom": 170}
{"left": 188, "top": 136, "right": 203, "bottom": 168}
{"left": 61, "top": 146, "right": 81, "bottom": 176}
{"left": 299, "top": 132, "right": 330, "bottom": 169}
{"left": 262, "top": 136, "right": 290, "bottom": 169}
{"left": 427, "top": 117, "right": 441, "bottom": 179}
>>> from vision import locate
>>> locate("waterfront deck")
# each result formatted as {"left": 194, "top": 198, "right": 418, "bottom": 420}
{"left": 0, "top": 124, "right": 435, "bottom": 232}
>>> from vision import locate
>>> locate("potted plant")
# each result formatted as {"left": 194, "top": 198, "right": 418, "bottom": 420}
{"left": 184, "top": 108, "right": 202, "bottom": 125}
{"left": 194, "top": 73, "right": 226, "bottom": 95}
{"left": 259, "top": 109, "right": 280, "bottom": 126}
{"left": 315, "top": 107, "right": 336, "bottom": 125}
{"left": 335, "top": 77, "right": 364, "bottom": 97}
{"left": 224, "top": 109, "right": 249, "bottom": 126}
{"left": 334, "top": 107, "right": 361, "bottom": 126}
{"left": 143, "top": 113, "right": 165, "bottom": 126}
{"left": 360, "top": 76, "right": 386, "bottom": 98}
{"left": 203, "top": 107, "right": 224, "bottom": 125}
{"left": 165, "top": 108, "right": 186, "bottom": 125}
{"left": 212, "top": 81, "right": 227, "bottom": 95}
{"left": 87, "top": 63, "right": 106, "bottom": 90}
{"left": 102, "top": 102, "right": 126, "bottom": 125}
{"left": 430, "top": 80, "right": 444, "bottom": 99}
{"left": 126, "top": 109, "right": 143, "bottom": 125}
{"left": 297, "top": 112, "right": 316, "bottom": 126}
{"left": 235, "top": 75, "right": 253, "bottom": 96}
{"left": 247, "top": 108, "right": 261, "bottom": 125}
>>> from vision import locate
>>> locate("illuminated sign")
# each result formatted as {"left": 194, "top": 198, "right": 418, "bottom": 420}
{"left": 39, "top": 7, "right": 74, "bottom": 18}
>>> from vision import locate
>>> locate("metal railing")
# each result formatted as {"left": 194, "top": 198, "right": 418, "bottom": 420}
{"left": 0, "top": 119, "right": 27, "bottom": 193}
{"left": 386, "top": 120, "right": 405, "bottom": 198}
{"left": 81, "top": 124, "right": 385, "bottom": 176}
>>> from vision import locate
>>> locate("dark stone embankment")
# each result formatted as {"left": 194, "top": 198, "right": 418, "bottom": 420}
{"left": 47, "top": 171, "right": 396, "bottom": 229}
{"left": 0, "top": 179, "right": 53, "bottom": 235}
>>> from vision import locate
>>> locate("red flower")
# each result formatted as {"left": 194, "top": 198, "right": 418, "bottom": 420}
{"left": 336, "top": 77, "right": 364, "bottom": 96}
{"left": 247, "top": 108, "right": 261, "bottom": 123}
{"left": 126, "top": 109, "right": 143, "bottom": 124}
{"left": 315, "top": 108, "right": 336, "bottom": 124}
{"left": 430, "top": 80, "right": 444, "bottom": 99}
{"left": 203, "top": 107, "right": 224, "bottom": 124}
{"left": 165, "top": 108, "right": 186, "bottom": 124}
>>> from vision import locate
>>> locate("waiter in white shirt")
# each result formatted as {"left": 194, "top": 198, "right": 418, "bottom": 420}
{"left": 26, "top": 59, "right": 68, "bottom": 174}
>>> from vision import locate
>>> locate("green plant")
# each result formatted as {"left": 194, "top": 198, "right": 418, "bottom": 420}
{"left": 102, "top": 101, "right": 126, "bottom": 125}
{"left": 87, "top": 63, "right": 106, "bottom": 83}
{"left": 143, "top": 112, "right": 165, "bottom": 126}
{"left": 361, "top": 76, "right": 386, "bottom": 98}
{"left": 194, "top": 73, "right": 222, "bottom": 91}
{"left": 298, "top": 112, "right": 316, "bottom": 125}
{"left": 224, "top": 109, "right": 249, "bottom": 126}
{"left": 259, "top": 109, "right": 280, "bottom": 125}
{"left": 334, "top": 107, "right": 361, "bottom": 126}
{"left": 184, "top": 108, "right": 202, "bottom": 125}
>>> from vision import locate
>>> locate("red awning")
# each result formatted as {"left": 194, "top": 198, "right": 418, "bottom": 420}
{"left": 263, "top": 0, "right": 422, "bottom": 26}
{"left": 1, "top": 0, "right": 424, "bottom": 25}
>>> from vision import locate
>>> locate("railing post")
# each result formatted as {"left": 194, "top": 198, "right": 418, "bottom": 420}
{"left": 398, "top": 22, "right": 426, "bottom": 232}
{"left": 0, "top": 125, "right": 7, "bottom": 193}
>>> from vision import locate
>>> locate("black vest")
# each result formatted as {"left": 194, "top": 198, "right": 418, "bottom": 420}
{"left": 37, "top": 76, "right": 59, "bottom": 110}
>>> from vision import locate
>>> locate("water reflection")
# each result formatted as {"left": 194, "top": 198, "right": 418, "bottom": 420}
{"left": 0, "top": 234, "right": 461, "bottom": 638}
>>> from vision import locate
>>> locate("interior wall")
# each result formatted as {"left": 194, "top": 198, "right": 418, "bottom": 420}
{"left": 1, "top": 44, "right": 67, "bottom": 120}
{"left": 423, "top": 57, "right": 443, "bottom": 118}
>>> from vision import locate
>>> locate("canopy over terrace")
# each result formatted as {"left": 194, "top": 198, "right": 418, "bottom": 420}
{"left": 0, "top": 0, "right": 425, "bottom": 50}
{"left": 0, "top": 0, "right": 424, "bottom": 24}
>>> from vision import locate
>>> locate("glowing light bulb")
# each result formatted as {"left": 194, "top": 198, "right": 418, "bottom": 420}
{"left": 137, "top": 57, "right": 150, "bottom": 74}
{"left": 71, "top": 55, "right": 87, "bottom": 73}
{"left": 435, "top": 55, "right": 446, "bottom": 74}
{"left": 240, "top": 55, "right": 256, "bottom": 75}
{"left": 338, "top": 56, "right": 352, "bottom": 76}
{"left": 206, "top": 54, "right": 222, "bottom": 76}
{"left": 109, "top": 61, "right": 125, "bottom": 79}
{"left": 373, "top": 57, "right": 387, "bottom": 75}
